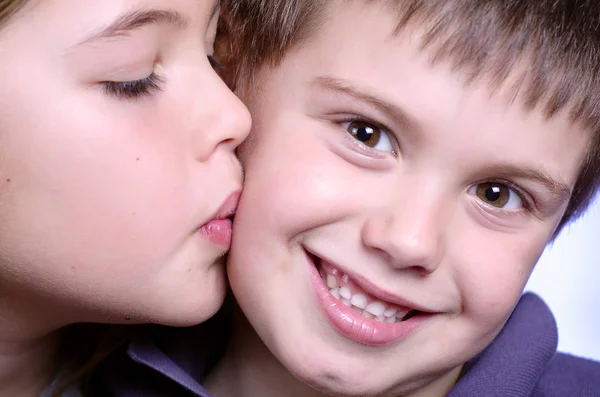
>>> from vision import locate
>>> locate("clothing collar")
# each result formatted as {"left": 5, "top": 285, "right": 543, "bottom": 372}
{"left": 126, "top": 293, "right": 556, "bottom": 397}
{"left": 448, "top": 293, "right": 558, "bottom": 397}
{"left": 127, "top": 331, "right": 213, "bottom": 397}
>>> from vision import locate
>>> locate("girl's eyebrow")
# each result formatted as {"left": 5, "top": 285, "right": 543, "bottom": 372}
{"left": 74, "top": 9, "right": 189, "bottom": 48}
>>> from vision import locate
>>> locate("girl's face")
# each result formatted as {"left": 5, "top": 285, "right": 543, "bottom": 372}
{"left": 0, "top": 0, "right": 250, "bottom": 329}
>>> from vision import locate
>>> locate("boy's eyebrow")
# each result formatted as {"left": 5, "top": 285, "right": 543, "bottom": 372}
{"left": 481, "top": 164, "right": 572, "bottom": 203}
{"left": 312, "top": 77, "right": 573, "bottom": 203}
{"left": 312, "top": 76, "right": 422, "bottom": 137}
{"left": 74, "top": 9, "right": 189, "bottom": 47}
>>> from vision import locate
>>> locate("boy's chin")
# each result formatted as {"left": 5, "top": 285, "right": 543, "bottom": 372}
{"left": 292, "top": 362, "right": 458, "bottom": 397}
{"left": 268, "top": 331, "right": 465, "bottom": 397}
{"left": 275, "top": 348, "right": 410, "bottom": 397}
{"left": 290, "top": 365, "right": 433, "bottom": 397}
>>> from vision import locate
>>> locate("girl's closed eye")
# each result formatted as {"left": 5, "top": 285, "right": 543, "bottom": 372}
{"left": 101, "top": 63, "right": 165, "bottom": 100}
{"left": 208, "top": 55, "right": 223, "bottom": 70}
{"left": 102, "top": 72, "right": 163, "bottom": 99}
{"left": 101, "top": 55, "right": 220, "bottom": 100}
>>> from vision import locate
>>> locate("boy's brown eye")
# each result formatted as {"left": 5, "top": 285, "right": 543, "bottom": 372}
{"left": 469, "top": 182, "right": 524, "bottom": 211}
{"left": 347, "top": 121, "right": 381, "bottom": 148}
{"left": 476, "top": 183, "right": 510, "bottom": 208}
{"left": 342, "top": 120, "right": 395, "bottom": 153}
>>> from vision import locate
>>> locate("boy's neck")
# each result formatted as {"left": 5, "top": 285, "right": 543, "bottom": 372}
{"left": 205, "top": 308, "right": 461, "bottom": 397}
{"left": 205, "top": 309, "right": 323, "bottom": 397}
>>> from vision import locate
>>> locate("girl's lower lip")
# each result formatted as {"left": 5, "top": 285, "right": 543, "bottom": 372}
{"left": 306, "top": 252, "right": 429, "bottom": 346}
{"left": 199, "top": 218, "right": 233, "bottom": 249}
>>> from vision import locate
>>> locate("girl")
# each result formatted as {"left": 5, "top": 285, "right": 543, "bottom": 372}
{"left": 0, "top": 0, "right": 250, "bottom": 395}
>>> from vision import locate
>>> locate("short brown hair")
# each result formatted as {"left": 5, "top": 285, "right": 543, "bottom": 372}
{"left": 218, "top": 0, "right": 600, "bottom": 235}
{"left": 0, "top": 0, "right": 28, "bottom": 27}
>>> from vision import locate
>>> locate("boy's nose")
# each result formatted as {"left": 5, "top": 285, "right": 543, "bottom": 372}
{"left": 191, "top": 74, "right": 251, "bottom": 162}
{"left": 361, "top": 189, "right": 444, "bottom": 275}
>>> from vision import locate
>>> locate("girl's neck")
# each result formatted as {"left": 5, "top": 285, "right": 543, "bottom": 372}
{"left": 0, "top": 286, "right": 67, "bottom": 397}
{"left": 0, "top": 330, "right": 60, "bottom": 397}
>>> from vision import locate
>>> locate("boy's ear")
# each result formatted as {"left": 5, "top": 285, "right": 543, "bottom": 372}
{"left": 214, "top": 7, "right": 238, "bottom": 91}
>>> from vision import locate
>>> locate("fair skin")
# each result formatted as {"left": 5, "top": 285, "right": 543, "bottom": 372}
{"left": 206, "top": 2, "right": 589, "bottom": 397}
{"left": 0, "top": 0, "right": 250, "bottom": 395}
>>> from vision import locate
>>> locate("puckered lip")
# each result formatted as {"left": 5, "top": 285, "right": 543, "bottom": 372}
{"left": 203, "top": 190, "right": 241, "bottom": 225}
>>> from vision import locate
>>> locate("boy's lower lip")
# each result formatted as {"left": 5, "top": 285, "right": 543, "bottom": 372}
{"left": 305, "top": 250, "right": 430, "bottom": 346}
{"left": 198, "top": 218, "right": 233, "bottom": 249}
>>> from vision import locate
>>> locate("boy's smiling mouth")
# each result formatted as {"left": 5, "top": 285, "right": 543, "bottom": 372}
{"left": 304, "top": 248, "right": 434, "bottom": 346}
{"left": 317, "top": 257, "right": 419, "bottom": 324}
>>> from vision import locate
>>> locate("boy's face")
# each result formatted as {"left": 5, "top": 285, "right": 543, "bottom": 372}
{"left": 229, "top": 2, "right": 588, "bottom": 396}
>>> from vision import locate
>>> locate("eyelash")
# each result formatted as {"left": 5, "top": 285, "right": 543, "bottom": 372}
{"left": 478, "top": 178, "right": 536, "bottom": 213}
{"left": 332, "top": 114, "right": 538, "bottom": 215}
{"left": 101, "top": 55, "right": 223, "bottom": 100}
{"left": 102, "top": 72, "right": 163, "bottom": 100}
{"left": 336, "top": 114, "right": 398, "bottom": 156}
{"left": 208, "top": 55, "right": 224, "bottom": 70}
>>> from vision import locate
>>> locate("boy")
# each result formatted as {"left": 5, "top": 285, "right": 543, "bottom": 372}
{"left": 97, "top": 0, "right": 600, "bottom": 396}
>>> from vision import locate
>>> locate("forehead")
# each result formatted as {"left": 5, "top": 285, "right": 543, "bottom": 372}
{"left": 12, "top": 0, "right": 217, "bottom": 42}
{"left": 266, "top": 0, "right": 590, "bottom": 187}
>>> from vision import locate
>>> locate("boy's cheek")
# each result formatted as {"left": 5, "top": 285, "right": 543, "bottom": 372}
{"left": 239, "top": 165, "right": 337, "bottom": 239}
{"left": 466, "top": 271, "right": 536, "bottom": 334}
{"left": 450, "top": 223, "right": 548, "bottom": 328}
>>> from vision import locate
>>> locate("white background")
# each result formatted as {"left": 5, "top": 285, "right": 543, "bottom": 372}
{"left": 525, "top": 195, "right": 600, "bottom": 361}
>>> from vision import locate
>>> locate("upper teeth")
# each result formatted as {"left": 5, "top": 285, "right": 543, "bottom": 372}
{"left": 365, "top": 301, "right": 385, "bottom": 316}
{"left": 339, "top": 287, "right": 352, "bottom": 300}
{"left": 321, "top": 272, "right": 411, "bottom": 323}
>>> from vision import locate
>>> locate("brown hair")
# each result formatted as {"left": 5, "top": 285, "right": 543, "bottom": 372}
{"left": 0, "top": 0, "right": 27, "bottom": 27}
{"left": 218, "top": 0, "right": 600, "bottom": 235}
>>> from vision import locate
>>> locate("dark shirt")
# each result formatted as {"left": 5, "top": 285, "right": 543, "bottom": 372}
{"left": 92, "top": 293, "right": 600, "bottom": 396}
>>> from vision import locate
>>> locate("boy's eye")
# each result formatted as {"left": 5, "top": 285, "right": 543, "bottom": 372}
{"left": 343, "top": 121, "right": 393, "bottom": 152}
{"left": 471, "top": 182, "right": 523, "bottom": 209}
